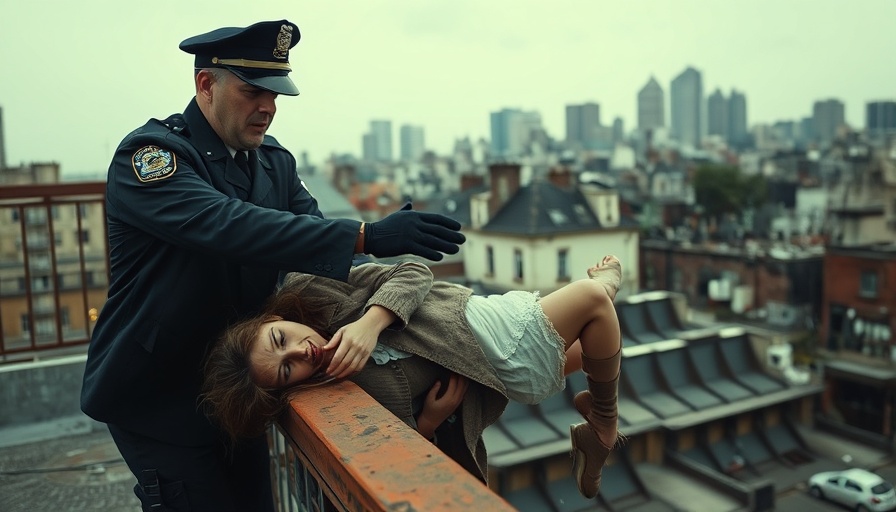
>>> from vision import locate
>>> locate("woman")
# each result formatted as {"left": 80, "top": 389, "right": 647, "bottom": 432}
{"left": 202, "top": 255, "right": 624, "bottom": 498}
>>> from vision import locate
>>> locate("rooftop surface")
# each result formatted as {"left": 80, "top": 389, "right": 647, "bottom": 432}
{"left": 1, "top": 424, "right": 893, "bottom": 512}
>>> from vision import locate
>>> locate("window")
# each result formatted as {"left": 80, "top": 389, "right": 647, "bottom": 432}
{"left": 20, "top": 314, "right": 30, "bottom": 333}
{"left": 486, "top": 246, "right": 495, "bottom": 276}
{"left": 36, "top": 319, "right": 55, "bottom": 336}
{"left": 60, "top": 307, "right": 70, "bottom": 327}
{"left": 547, "top": 209, "right": 569, "bottom": 225}
{"left": 859, "top": 270, "right": 878, "bottom": 299}
{"left": 32, "top": 276, "right": 50, "bottom": 291}
{"left": 557, "top": 249, "right": 569, "bottom": 280}
{"left": 79, "top": 230, "right": 90, "bottom": 243}
{"left": 513, "top": 249, "right": 523, "bottom": 280}
{"left": 79, "top": 204, "right": 89, "bottom": 217}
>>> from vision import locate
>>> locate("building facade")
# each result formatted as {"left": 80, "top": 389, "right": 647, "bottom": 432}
{"left": 489, "top": 108, "right": 543, "bottom": 159}
{"left": 670, "top": 67, "right": 703, "bottom": 148}
{"left": 637, "top": 76, "right": 665, "bottom": 131}
{"left": 707, "top": 89, "right": 728, "bottom": 140}
{"left": 564, "top": 102, "right": 601, "bottom": 150}
{"left": 866, "top": 100, "right": 896, "bottom": 140}
{"left": 812, "top": 99, "right": 845, "bottom": 146}
{"left": 362, "top": 119, "right": 393, "bottom": 162}
{"left": 399, "top": 124, "right": 426, "bottom": 161}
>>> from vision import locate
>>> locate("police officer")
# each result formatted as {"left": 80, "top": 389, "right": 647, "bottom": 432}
{"left": 80, "top": 20, "right": 465, "bottom": 511}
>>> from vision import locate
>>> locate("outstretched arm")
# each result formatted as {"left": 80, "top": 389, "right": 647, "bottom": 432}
{"left": 416, "top": 373, "right": 469, "bottom": 441}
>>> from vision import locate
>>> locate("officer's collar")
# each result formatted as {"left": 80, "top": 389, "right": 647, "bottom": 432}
{"left": 182, "top": 98, "right": 231, "bottom": 161}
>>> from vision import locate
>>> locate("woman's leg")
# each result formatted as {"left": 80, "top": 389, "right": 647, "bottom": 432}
{"left": 539, "top": 255, "right": 622, "bottom": 499}
{"left": 540, "top": 255, "right": 622, "bottom": 378}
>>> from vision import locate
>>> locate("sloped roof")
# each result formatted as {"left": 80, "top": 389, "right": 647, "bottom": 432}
{"left": 430, "top": 184, "right": 489, "bottom": 226}
{"left": 483, "top": 180, "right": 600, "bottom": 235}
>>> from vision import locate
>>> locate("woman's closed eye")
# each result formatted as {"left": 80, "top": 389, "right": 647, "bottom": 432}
{"left": 269, "top": 327, "right": 289, "bottom": 384}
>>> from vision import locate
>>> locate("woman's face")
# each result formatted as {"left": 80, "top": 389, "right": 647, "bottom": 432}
{"left": 248, "top": 319, "right": 333, "bottom": 389}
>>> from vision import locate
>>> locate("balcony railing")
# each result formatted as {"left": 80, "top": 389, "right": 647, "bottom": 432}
{"left": 0, "top": 182, "right": 109, "bottom": 359}
{"left": 271, "top": 381, "right": 516, "bottom": 511}
{"left": 1, "top": 181, "right": 516, "bottom": 510}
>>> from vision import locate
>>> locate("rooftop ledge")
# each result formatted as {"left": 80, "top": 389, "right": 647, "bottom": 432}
{"left": 278, "top": 380, "right": 516, "bottom": 511}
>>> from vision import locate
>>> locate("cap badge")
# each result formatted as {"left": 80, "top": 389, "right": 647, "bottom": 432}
{"left": 273, "top": 24, "right": 293, "bottom": 60}
{"left": 132, "top": 145, "right": 177, "bottom": 182}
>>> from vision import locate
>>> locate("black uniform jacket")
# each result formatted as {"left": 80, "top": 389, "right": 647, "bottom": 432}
{"left": 81, "top": 98, "right": 359, "bottom": 445}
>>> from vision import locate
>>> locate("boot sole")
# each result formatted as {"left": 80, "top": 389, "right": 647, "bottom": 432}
{"left": 570, "top": 423, "right": 604, "bottom": 499}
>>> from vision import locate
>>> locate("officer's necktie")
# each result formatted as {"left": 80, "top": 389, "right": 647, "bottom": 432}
{"left": 234, "top": 150, "right": 251, "bottom": 180}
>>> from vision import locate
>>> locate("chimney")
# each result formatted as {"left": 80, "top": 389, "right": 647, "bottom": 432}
{"left": 459, "top": 173, "right": 484, "bottom": 192}
{"left": 488, "top": 162, "right": 521, "bottom": 215}
{"left": 548, "top": 165, "right": 574, "bottom": 188}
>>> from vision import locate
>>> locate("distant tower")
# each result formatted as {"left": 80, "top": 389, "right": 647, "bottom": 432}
{"left": 727, "top": 89, "right": 748, "bottom": 148}
{"left": 362, "top": 120, "right": 393, "bottom": 162}
{"left": 612, "top": 117, "right": 625, "bottom": 143}
{"left": 866, "top": 100, "right": 896, "bottom": 139}
{"left": 637, "top": 77, "right": 665, "bottom": 130}
{"left": 670, "top": 67, "right": 703, "bottom": 147}
{"left": 489, "top": 108, "right": 542, "bottom": 158}
{"left": 707, "top": 88, "right": 728, "bottom": 139}
{"left": 565, "top": 102, "right": 601, "bottom": 148}
{"left": 399, "top": 124, "right": 426, "bottom": 161}
{"left": 812, "top": 99, "right": 845, "bottom": 145}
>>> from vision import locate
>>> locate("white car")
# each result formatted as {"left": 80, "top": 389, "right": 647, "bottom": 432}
{"left": 808, "top": 468, "right": 896, "bottom": 512}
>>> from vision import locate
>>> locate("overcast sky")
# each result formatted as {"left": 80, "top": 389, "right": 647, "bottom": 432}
{"left": 1, "top": 1, "right": 893, "bottom": 176}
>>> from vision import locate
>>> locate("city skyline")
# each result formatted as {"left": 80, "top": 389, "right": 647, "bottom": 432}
{"left": 1, "top": 1, "right": 894, "bottom": 175}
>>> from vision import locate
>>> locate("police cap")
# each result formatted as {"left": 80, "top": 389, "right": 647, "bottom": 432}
{"left": 179, "top": 20, "right": 301, "bottom": 96}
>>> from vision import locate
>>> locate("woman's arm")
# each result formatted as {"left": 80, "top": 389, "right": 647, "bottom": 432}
{"left": 349, "top": 262, "right": 434, "bottom": 329}
{"left": 323, "top": 262, "right": 432, "bottom": 378}
{"left": 322, "top": 262, "right": 433, "bottom": 378}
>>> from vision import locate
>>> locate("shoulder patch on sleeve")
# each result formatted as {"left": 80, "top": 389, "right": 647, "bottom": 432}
{"left": 132, "top": 145, "right": 176, "bottom": 182}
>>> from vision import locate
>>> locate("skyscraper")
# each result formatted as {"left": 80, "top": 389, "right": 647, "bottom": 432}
{"left": 727, "top": 89, "right": 748, "bottom": 148}
{"left": 565, "top": 102, "right": 601, "bottom": 148}
{"left": 866, "top": 101, "right": 896, "bottom": 139}
{"left": 812, "top": 99, "right": 845, "bottom": 145}
{"left": 707, "top": 88, "right": 728, "bottom": 139}
{"left": 362, "top": 120, "right": 393, "bottom": 162}
{"left": 637, "top": 77, "right": 664, "bottom": 131}
{"left": 399, "top": 124, "right": 426, "bottom": 161}
{"left": 612, "top": 117, "right": 625, "bottom": 144}
{"left": 670, "top": 67, "right": 703, "bottom": 147}
{"left": 489, "top": 108, "right": 543, "bottom": 158}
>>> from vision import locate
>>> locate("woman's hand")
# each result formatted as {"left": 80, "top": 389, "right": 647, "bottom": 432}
{"left": 322, "top": 322, "right": 378, "bottom": 380}
{"left": 323, "top": 305, "right": 396, "bottom": 379}
{"left": 416, "top": 373, "right": 469, "bottom": 441}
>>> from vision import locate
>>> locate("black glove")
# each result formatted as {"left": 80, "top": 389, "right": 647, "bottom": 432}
{"left": 365, "top": 203, "right": 466, "bottom": 261}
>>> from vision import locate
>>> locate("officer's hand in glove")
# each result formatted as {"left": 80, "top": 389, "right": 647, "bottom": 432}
{"left": 365, "top": 203, "right": 466, "bottom": 261}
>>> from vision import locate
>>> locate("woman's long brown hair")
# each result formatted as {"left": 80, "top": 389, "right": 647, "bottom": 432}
{"left": 200, "top": 278, "right": 337, "bottom": 440}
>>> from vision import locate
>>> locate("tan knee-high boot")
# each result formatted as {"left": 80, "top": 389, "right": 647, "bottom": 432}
{"left": 570, "top": 348, "right": 621, "bottom": 499}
